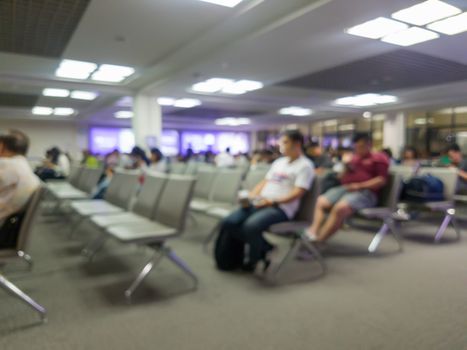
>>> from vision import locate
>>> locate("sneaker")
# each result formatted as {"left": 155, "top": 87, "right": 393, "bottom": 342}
{"left": 300, "top": 228, "right": 318, "bottom": 242}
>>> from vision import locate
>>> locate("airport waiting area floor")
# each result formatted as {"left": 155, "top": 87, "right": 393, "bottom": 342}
{"left": 1, "top": 210, "right": 467, "bottom": 350}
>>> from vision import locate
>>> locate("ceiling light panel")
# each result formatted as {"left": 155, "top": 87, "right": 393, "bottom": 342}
{"left": 32, "top": 106, "right": 53, "bottom": 115}
{"left": 70, "top": 91, "right": 98, "bottom": 100}
{"left": 346, "top": 17, "right": 409, "bottom": 39}
{"left": 54, "top": 107, "right": 75, "bottom": 116}
{"left": 192, "top": 78, "right": 234, "bottom": 93}
{"left": 173, "top": 98, "right": 201, "bottom": 108}
{"left": 215, "top": 117, "right": 251, "bottom": 126}
{"left": 392, "top": 0, "right": 461, "bottom": 26}
{"left": 55, "top": 59, "right": 97, "bottom": 80}
{"left": 91, "top": 64, "right": 135, "bottom": 83}
{"left": 279, "top": 106, "right": 313, "bottom": 116}
{"left": 191, "top": 78, "right": 263, "bottom": 95}
{"left": 114, "top": 111, "right": 133, "bottom": 119}
{"left": 197, "top": 0, "right": 244, "bottom": 8}
{"left": 427, "top": 12, "right": 467, "bottom": 35}
{"left": 381, "top": 27, "right": 439, "bottom": 46}
{"left": 42, "top": 88, "right": 70, "bottom": 97}
{"left": 335, "top": 94, "right": 397, "bottom": 107}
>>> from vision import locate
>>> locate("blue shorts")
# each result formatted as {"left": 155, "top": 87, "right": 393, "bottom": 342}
{"left": 323, "top": 186, "right": 377, "bottom": 211}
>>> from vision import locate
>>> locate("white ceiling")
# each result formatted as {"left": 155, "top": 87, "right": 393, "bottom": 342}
{"left": 1, "top": 0, "right": 467, "bottom": 129}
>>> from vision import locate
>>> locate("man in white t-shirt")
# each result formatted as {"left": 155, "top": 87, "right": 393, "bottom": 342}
{"left": 216, "top": 130, "right": 314, "bottom": 272}
{"left": 0, "top": 130, "right": 40, "bottom": 230}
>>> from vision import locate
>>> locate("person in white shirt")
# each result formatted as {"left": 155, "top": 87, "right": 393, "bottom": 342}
{"left": 215, "top": 147, "right": 235, "bottom": 168}
{"left": 0, "top": 129, "right": 40, "bottom": 228}
{"left": 215, "top": 130, "right": 314, "bottom": 272}
{"left": 149, "top": 147, "right": 167, "bottom": 173}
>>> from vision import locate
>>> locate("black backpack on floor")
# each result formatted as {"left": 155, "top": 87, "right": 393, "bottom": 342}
{"left": 401, "top": 174, "right": 445, "bottom": 202}
{"left": 214, "top": 229, "right": 244, "bottom": 271}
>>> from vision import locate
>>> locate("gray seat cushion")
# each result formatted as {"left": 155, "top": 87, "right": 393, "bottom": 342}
{"left": 90, "top": 212, "right": 150, "bottom": 228}
{"left": 106, "top": 221, "right": 177, "bottom": 243}
{"left": 71, "top": 200, "right": 123, "bottom": 216}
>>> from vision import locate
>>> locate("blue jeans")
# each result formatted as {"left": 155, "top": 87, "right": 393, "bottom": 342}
{"left": 221, "top": 206, "right": 288, "bottom": 266}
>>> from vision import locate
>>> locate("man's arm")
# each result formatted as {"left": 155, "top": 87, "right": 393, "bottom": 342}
{"left": 458, "top": 169, "right": 467, "bottom": 181}
{"left": 250, "top": 179, "right": 267, "bottom": 198}
{"left": 255, "top": 186, "right": 307, "bottom": 208}
{"left": 345, "top": 176, "right": 386, "bottom": 192}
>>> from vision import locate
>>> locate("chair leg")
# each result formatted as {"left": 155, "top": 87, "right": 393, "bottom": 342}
{"left": 17, "top": 251, "right": 34, "bottom": 270}
{"left": 164, "top": 246, "right": 198, "bottom": 288}
{"left": 124, "top": 252, "right": 164, "bottom": 300}
{"left": 0, "top": 274, "right": 47, "bottom": 322}
{"left": 202, "top": 221, "right": 220, "bottom": 253}
{"left": 434, "top": 212, "right": 452, "bottom": 243}
{"left": 301, "top": 239, "right": 326, "bottom": 274}
{"left": 81, "top": 233, "right": 108, "bottom": 261}
{"left": 368, "top": 222, "right": 389, "bottom": 253}
{"left": 270, "top": 239, "right": 301, "bottom": 281}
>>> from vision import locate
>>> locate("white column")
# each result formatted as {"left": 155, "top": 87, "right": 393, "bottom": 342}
{"left": 132, "top": 93, "right": 162, "bottom": 149}
{"left": 383, "top": 112, "right": 406, "bottom": 157}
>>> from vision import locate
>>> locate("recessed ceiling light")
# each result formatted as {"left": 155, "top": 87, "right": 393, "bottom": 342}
{"left": 173, "top": 98, "right": 201, "bottom": 108}
{"left": 221, "top": 80, "right": 263, "bottom": 94}
{"left": 54, "top": 107, "right": 75, "bottom": 116}
{"left": 363, "top": 111, "right": 372, "bottom": 119}
{"left": 55, "top": 59, "right": 97, "bottom": 80}
{"left": 70, "top": 91, "right": 98, "bottom": 100}
{"left": 346, "top": 17, "right": 409, "bottom": 39}
{"left": 336, "top": 94, "right": 397, "bottom": 107}
{"left": 42, "top": 88, "right": 70, "bottom": 97}
{"left": 381, "top": 27, "right": 439, "bottom": 46}
{"left": 427, "top": 12, "right": 467, "bottom": 35}
{"left": 157, "top": 97, "right": 176, "bottom": 106}
{"left": 392, "top": 0, "right": 461, "bottom": 26}
{"left": 32, "top": 106, "right": 53, "bottom": 115}
{"left": 197, "top": 0, "right": 244, "bottom": 8}
{"left": 279, "top": 106, "right": 313, "bottom": 116}
{"left": 91, "top": 64, "right": 135, "bottom": 82}
{"left": 192, "top": 78, "right": 234, "bottom": 93}
{"left": 114, "top": 111, "right": 133, "bottom": 119}
{"left": 215, "top": 117, "right": 251, "bottom": 126}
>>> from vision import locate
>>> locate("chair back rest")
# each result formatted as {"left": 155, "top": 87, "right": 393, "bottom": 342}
{"left": 102, "top": 171, "right": 126, "bottom": 204}
{"left": 378, "top": 173, "right": 403, "bottom": 209}
{"left": 193, "top": 169, "right": 217, "bottom": 199}
{"left": 418, "top": 167, "right": 458, "bottom": 201}
{"left": 390, "top": 165, "right": 416, "bottom": 180}
{"left": 15, "top": 186, "right": 46, "bottom": 253}
{"left": 211, "top": 169, "right": 243, "bottom": 204}
{"left": 170, "top": 162, "right": 187, "bottom": 174}
{"left": 110, "top": 172, "right": 141, "bottom": 209}
{"left": 68, "top": 165, "right": 82, "bottom": 186}
{"left": 75, "top": 168, "right": 91, "bottom": 190}
{"left": 132, "top": 173, "right": 168, "bottom": 218}
{"left": 154, "top": 175, "right": 196, "bottom": 232}
{"left": 82, "top": 168, "right": 103, "bottom": 193}
{"left": 243, "top": 168, "right": 268, "bottom": 191}
{"left": 184, "top": 161, "right": 198, "bottom": 175}
{"left": 294, "top": 176, "right": 321, "bottom": 222}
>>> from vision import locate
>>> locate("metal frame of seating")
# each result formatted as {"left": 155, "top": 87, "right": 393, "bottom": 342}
{"left": 263, "top": 176, "right": 326, "bottom": 283}
{"left": 0, "top": 186, "right": 47, "bottom": 321}
{"left": 101, "top": 175, "right": 197, "bottom": 300}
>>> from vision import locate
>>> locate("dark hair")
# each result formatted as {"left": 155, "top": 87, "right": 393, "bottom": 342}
{"left": 226, "top": 147, "right": 231, "bottom": 153}
{"left": 382, "top": 148, "right": 393, "bottom": 158}
{"left": 0, "top": 129, "right": 30, "bottom": 155}
{"left": 281, "top": 129, "right": 304, "bottom": 146}
{"left": 150, "top": 147, "right": 163, "bottom": 160}
{"left": 403, "top": 146, "right": 418, "bottom": 159}
{"left": 447, "top": 144, "right": 461, "bottom": 153}
{"left": 353, "top": 132, "right": 371, "bottom": 144}
{"left": 309, "top": 141, "right": 320, "bottom": 148}
{"left": 131, "top": 146, "right": 150, "bottom": 165}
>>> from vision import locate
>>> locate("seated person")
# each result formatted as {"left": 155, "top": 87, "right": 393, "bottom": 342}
{"left": 305, "top": 141, "right": 334, "bottom": 173}
{"left": 303, "top": 133, "right": 389, "bottom": 243}
{"left": 0, "top": 130, "right": 40, "bottom": 245}
{"left": 36, "top": 146, "right": 70, "bottom": 181}
{"left": 446, "top": 144, "right": 467, "bottom": 193}
{"left": 149, "top": 147, "right": 167, "bottom": 173}
{"left": 215, "top": 130, "right": 314, "bottom": 271}
{"left": 401, "top": 146, "right": 419, "bottom": 168}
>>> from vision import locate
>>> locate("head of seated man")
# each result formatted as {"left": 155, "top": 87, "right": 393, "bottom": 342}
{"left": 0, "top": 129, "right": 40, "bottom": 235}
{"left": 303, "top": 132, "right": 389, "bottom": 243}
{"left": 215, "top": 129, "right": 315, "bottom": 272}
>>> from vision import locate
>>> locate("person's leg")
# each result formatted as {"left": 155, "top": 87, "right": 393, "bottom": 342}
{"left": 306, "top": 186, "right": 347, "bottom": 239}
{"left": 240, "top": 207, "right": 288, "bottom": 267}
{"left": 221, "top": 206, "right": 255, "bottom": 235}
{"left": 316, "top": 200, "right": 354, "bottom": 241}
{"left": 317, "top": 189, "right": 377, "bottom": 241}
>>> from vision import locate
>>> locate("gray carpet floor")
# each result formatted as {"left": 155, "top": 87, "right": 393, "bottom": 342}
{"left": 1, "top": 210, "right": 467, "bottom": 350}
